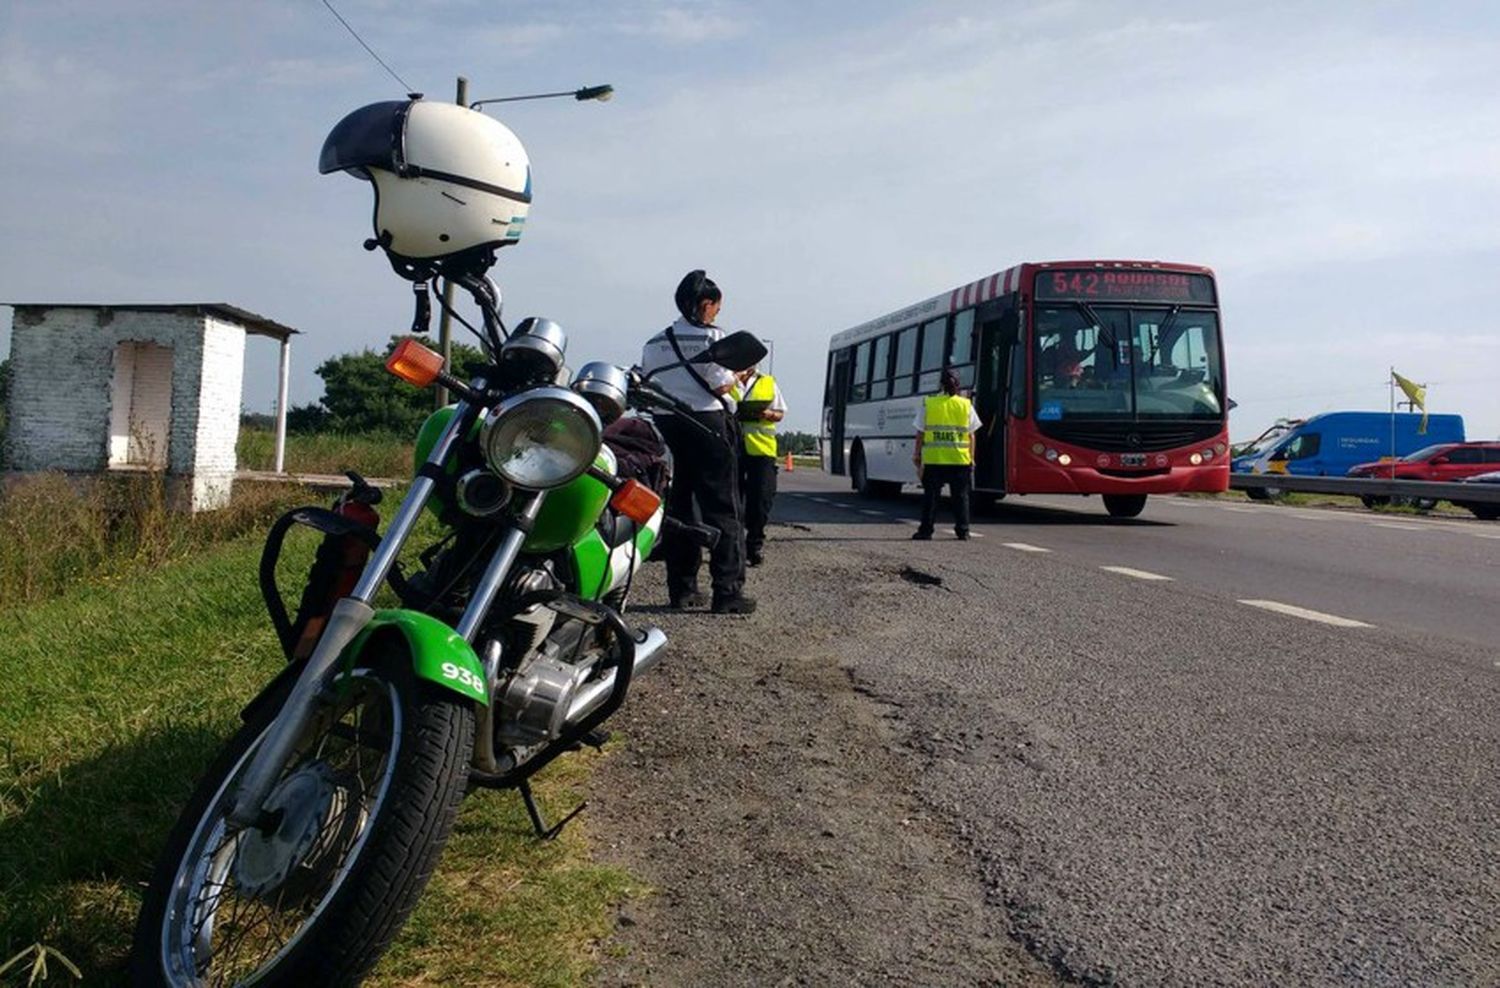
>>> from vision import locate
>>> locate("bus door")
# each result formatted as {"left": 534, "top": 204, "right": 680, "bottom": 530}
{"left": 973, "top": 298, "right": 1017, "bottom": 490}
{"left": 825, "top": 350, "right": 851, "bottom": 475}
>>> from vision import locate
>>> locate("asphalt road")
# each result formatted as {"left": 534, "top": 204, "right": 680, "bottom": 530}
{"left": 790, "top": 470, "right": 1500, "bottom": 654}
{"left": 785, "top": 472, "right": 1499, "bottom": 983}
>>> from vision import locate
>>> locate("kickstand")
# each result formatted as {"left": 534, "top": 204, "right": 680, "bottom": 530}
{"left": 518, "top": 780, "right": 587, "bottom": 841}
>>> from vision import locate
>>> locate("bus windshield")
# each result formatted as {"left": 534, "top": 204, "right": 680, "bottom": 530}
{"left": 1034, "top": 304, "right": 1223, "bottom": 421}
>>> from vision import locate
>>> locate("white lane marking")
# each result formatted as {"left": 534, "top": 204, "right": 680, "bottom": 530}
{"left": 897, "top": 518, "right": 919, "bottom": 525}
{"left": 1100, "top": 566, "right": 1173, "bottom": 581}
{"left": 859, "top": 509, "right": 887, "bottom": 517}
{"left": 967, "top": 531, "right": 986, "bottom": 539}
{"left": 1372, "top": 521, "right": 1424, "bottom": 531}
{"left": 1238, "top": 599, "right": 1373, "bottom": 628}
{"left": 1003, "top": 542, "right": 1051, "bottom": 553}
{"left": 1289, "top": 512, "right": 1330, "bottom": 521}
{"left": 1219, "top": 506, "right": 1257, "bottom": 513}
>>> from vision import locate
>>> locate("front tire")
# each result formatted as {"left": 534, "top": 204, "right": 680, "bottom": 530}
{"left": 130, "top": 646, "right": 475, "bottom": 987}
{"left": 850, "top": 445, "right": 871, "bottom": 496}
{"left": 1103, "top": 494, "right": 1147, "bottom": 519}
{"left": 850, "top": 446, "right": 899, "bottom": 498}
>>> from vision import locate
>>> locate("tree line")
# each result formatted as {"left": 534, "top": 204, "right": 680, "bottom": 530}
{"left": 247, "top": 337, "right": 819, "bottom": 456}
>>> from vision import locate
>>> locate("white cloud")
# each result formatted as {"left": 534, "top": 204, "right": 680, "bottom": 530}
{"left": 614, "top": 3, "right": 750, "bottom": 44}
{"left": 4, "top": 0, "right": 1500, "bottom": 439}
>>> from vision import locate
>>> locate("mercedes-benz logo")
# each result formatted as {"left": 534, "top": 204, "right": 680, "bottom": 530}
{"left": 1127, "top": 433, "right": 1142, "bottom": 448}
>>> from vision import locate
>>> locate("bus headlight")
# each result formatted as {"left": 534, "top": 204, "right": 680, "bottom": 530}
{"left": 1057, "top": 453, "right": 1072, "bottom": 466}
{"left": 480, "top": 387, "right": 602, "bottom": 490}
{"left": 1190, "top": 452, "right": 1204, "bottom": 465}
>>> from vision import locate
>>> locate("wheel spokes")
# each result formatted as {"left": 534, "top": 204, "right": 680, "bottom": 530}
{"left": 168, "top": 675, "right": 401, "bottom": 984}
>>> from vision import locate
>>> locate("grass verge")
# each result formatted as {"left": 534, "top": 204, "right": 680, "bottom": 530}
{"left": 238, "top": 427, "right": 414, "bottom": 479}
{"left": 1185, "top": 488, "right": 1475, "bottom": 517}
{"left": 0, "top": 473, "right": 311, "bottom": 613}
{"left": 0, "top": 527, "right": 638, "bottom": 986}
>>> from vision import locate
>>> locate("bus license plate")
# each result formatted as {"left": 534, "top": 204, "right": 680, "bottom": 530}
{"left": 1119, "top": 453, "right": 1147, "bottom": 467}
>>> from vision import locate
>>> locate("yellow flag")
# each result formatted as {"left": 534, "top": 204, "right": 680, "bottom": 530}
{"left": 1392, "top": 370, "right": 1428, "bottom": 434}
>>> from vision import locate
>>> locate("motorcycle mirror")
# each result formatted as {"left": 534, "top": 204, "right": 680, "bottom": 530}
{"left": 692, "top": 331, "right": 767, "bottom": 372}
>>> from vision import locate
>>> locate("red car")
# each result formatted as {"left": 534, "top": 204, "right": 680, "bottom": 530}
{"left": 1348, "top": 441, "right": 1500, "bottom": 512}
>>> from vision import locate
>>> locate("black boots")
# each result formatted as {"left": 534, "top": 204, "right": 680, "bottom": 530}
{"left": 710, "top": 593, "right": 757, "bottom": 615}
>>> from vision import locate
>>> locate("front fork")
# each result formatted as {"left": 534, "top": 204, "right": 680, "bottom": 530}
{"left": 228, "top": 399, "right": 541, "bottom": 827}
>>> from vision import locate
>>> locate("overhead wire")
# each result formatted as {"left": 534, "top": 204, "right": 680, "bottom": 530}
{"left": 319, "top": 0, "right": 414, "bottom": 93}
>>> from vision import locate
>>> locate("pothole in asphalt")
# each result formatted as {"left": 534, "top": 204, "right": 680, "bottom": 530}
{"left": 899, "top": 565, "right": 945, "bottom": 587}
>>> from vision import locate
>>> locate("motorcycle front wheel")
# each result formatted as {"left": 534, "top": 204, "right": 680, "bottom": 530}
{"left": 130, "top": 645, "right": 474, "bottom": 987}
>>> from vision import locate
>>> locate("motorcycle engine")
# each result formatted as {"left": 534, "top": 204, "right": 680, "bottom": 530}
{"left": 493, "top": 565, "right": 590, "bottom": 745}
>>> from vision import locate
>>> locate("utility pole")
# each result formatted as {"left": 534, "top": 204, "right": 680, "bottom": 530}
{"left": 435, "top": 75, "right": 467, "bottom": 408}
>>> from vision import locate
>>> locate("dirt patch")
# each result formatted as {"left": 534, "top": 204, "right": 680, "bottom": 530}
{"left": 586, "top": 531, "right": 1058, "bottom": 986}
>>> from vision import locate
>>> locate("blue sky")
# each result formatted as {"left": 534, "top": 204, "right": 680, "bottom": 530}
{"left": 3, "top": 0, "right": 1498, "bottom": 438}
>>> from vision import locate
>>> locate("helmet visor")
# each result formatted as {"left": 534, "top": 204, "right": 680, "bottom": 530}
{"left": 319, "top": 100, "right": 411, "bottom": 176}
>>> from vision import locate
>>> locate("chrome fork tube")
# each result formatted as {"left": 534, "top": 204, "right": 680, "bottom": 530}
{"left": 351, "top": 400, "right": 477, "bottom": 603}
{"left": 460, "top": 492, "right": 544, "bottom": 773}
{"left": 228, "top": 401, "right": 477, "bottom": 828}
{"left": 455, "top": 493, "right": 544, "bottom": 642}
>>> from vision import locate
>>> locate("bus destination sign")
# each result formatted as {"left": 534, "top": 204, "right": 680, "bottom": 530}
{"left": 1035, "top": 269, "right": 1216, "bottom": 304}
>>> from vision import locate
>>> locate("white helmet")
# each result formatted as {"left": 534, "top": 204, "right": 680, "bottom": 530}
{"left": 320, "top": 98, "right": 531, "bottom": 269}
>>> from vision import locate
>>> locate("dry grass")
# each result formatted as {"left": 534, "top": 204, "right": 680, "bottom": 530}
{"left": 1, "top": 457, "right": 639, "bottom": 985}
{"left": 0, "top": 471, "right": 311, "bottom": 612}
{"left": 237, "top": 427, "right": 414, "bottom": 479}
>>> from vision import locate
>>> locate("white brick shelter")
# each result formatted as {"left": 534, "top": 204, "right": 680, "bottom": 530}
{"left": 4, "top": 303, "right": 297, "bottom": 510}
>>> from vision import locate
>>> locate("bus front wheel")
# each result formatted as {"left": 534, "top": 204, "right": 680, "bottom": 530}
{"left": 1103, "top": 494, "right": 1147, "bottom": 519}
{"left": 850, "top": 446, "right": 897, "bottom": 498}
{"left": 850, "top": 446, "right": 870, "bottom": 495}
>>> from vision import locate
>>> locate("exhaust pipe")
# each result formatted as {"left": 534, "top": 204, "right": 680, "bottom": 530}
{"left": 565, "top": 625, "right": 667, "bottom": 725}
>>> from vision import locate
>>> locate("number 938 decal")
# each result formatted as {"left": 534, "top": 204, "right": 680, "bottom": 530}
{"left": 440, "top": 661, "right": 486, "bottom": 697}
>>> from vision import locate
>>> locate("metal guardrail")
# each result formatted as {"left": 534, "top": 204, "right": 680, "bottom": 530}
{"left": 1229, "top": 473, "right": 1500, "bottom": 504}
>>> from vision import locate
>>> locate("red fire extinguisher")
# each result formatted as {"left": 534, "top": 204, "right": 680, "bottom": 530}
{"left": 290, "top": 474, "right": 382, "bottom": 661}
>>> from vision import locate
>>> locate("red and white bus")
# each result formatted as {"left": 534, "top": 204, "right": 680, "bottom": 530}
{"left": 821, "top": 260, "right": 1229, "bottom": 518}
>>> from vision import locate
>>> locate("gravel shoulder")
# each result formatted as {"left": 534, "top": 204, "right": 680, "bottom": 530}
{"left": 587, "top": 522, "right": 1060, "bottom": 987}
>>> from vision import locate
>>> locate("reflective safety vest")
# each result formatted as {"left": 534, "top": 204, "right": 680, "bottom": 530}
{"left": 740, "top": 373, "right": 779, "bottom": 457}
{"left": 921, "top": 394, "right": 974, "bottom": 466}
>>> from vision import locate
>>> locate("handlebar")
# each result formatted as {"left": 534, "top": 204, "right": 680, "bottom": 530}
{"left": 625, "top": 371, "right": 733, "bottom": 444}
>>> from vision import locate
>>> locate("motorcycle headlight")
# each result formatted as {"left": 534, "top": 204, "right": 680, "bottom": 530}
{"left": 480, "top": 387, "right": 602, "bottom": 490}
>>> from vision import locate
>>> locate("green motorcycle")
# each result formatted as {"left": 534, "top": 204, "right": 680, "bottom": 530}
{"left": 129, "top": 263, "right": 764, "bottom": 985}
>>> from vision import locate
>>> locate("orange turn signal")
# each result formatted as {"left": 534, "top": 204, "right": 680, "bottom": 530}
{"left": 386, "top": 338, "right": 444, "bottom": 388}
{"left": 610, "top": 479, "right": 662, "bottom": 524}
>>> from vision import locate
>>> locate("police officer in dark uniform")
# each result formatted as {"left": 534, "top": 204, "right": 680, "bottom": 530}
{"left": 640, "top": 271, "right": 756, "bottom": 614}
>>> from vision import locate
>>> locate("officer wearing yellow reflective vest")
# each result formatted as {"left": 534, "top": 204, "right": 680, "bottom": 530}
{"left": 734, "top": 365, "right": 786, "bottom": 566}
{"left": 911, "top": 368, "right": 981, "bottom": 541}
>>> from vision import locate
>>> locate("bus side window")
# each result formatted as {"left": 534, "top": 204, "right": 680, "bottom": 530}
{"left": 949, "top": 309, "right": 976, "bottom": 388}
{"left": 850, "top": 341, "right": 871, "bottom": 403}
{"left": 917, "top": 317, "right": 947, "bottom": 393}
{"left": 869, "top": 334, "right": 892, "bottom": 401}
{"left": 1005, "top": 311, "right": 1026, "bottom": 418}
{"left": 892, "top": 326, "right": 917, "bottom": 397}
